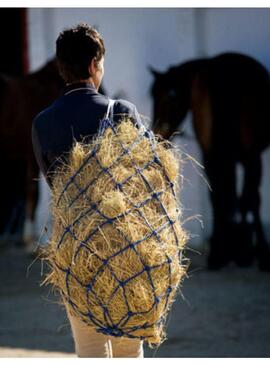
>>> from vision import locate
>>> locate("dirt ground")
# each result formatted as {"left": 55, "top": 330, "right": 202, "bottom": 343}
{"left": 0, "top": 244, "right": 270, "bottom": 358}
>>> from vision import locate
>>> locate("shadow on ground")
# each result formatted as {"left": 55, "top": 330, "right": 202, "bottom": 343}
{"left": 0, "top": 244, "right": 270, "bottom": 357}
{"left": 0, "top": 245, "right": 74, "bottom": 355}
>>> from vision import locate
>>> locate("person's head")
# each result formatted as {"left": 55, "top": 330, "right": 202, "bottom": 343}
{"left": 56, "top": 23, "right": 105, "bottom": 89}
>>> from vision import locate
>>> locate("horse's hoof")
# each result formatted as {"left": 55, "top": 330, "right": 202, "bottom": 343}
{"left": 207, "top": 254, "right": 230, "bottom": 270}
{"left": 230, "top": 221, "right": 254, "bottom": 267}
{"left": 255, "top": 240, "right": 270, "bottom": 272}
{"left": 258, "top": 260, "right": 270, "bottom": 272}
{"left": 233, "top": 250, "right": 254, "bottom": 267}
{"left": 207, "top": 240, "right": 231, "bottom": 270}
{"left": 257, "top": 252, "right": 270, "bottom": 272}
{"left": 234, "top": 258, "right": 254, "bottom": 268}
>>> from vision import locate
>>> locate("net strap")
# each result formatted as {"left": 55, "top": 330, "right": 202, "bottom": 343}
{"left": 106, "top": 98, "right": 116, "bottom": 120}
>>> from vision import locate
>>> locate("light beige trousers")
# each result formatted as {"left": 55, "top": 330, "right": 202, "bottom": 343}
{"left": 66, "top": 305, "right": 144, "bottom": 358}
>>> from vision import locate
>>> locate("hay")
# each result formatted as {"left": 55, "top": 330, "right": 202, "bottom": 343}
{"left": 43, "top": 117, "right": 188, "bottom": 348}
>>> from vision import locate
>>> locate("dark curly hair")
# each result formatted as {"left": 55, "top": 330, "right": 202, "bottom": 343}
{"left": 56, "top": 23, "right": 105, "bottom": 84}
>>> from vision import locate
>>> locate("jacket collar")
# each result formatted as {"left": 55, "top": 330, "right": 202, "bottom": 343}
{"left": 61, "top": 82, "right": 98, "bottom": 96}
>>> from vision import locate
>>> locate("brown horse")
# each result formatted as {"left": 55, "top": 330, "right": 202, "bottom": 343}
{"left": 150, "top": 52, "right": 270, "bottom": 270}
{"left": 0, "top": 59, "right": 64, "bottom": 249}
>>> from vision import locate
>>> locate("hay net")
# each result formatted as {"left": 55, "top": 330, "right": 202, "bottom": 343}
{"left": 44, "top": 99, "right": 188, "bottom": 348}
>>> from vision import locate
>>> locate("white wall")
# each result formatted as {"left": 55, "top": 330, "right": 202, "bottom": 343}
{"left": 204, "top": 8, "right": 270, "bottom": 67}
{"left": 28, "top": 8, "right": 270, "bottom": 248}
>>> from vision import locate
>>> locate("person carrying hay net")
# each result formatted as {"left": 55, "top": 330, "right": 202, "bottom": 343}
{"left": 32, "top": 23, "right": 188, "bottom": 358}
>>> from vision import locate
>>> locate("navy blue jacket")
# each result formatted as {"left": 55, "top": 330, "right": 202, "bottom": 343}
{"left": 32, "top": 82, "right": 143, "bottom": 188}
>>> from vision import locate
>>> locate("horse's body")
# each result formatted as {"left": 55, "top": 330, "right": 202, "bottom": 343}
{"left": 0, "top": 59, "right": 64, "bottom": 248}
{"left": 151, "top": 52, "right": 270, "bottom": 270}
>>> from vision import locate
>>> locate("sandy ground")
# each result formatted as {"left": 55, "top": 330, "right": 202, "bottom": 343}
{"left": 0, "top": 244, "right": 270, "bottom": 358}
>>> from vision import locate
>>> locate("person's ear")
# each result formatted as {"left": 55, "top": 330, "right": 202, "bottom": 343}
{"left": 88, "top": 58, "right": 97, "bottom": 77}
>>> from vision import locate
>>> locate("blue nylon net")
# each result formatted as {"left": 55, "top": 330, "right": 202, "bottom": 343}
{"left": 52, "top": 116, "right": 184, "bottom": 344}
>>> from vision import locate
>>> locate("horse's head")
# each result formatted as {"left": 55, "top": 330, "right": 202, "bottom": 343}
{"left": 29, "top": 58, "right": 65, "bottom": 105}
{"left": 150, "top": 65, "right": 191, "bottom": 140}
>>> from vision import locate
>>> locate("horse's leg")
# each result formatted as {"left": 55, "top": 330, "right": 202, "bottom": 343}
{"left": 203, "top": 150, "right": 237, "bottom": 269}
{"left": 23, "top": 158, "right": 39, "bottom": 253}
{"left": 0, "top": 157, "right": 26, "bottom": 246}
{"left": 229, "top": 162, "right": 255, "bottom": 268}
{"left": 240, "top": 154, "right": 270, "bottom": 271}
{"left": 9, "top": 160, "right": 27, "bottom": 245}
